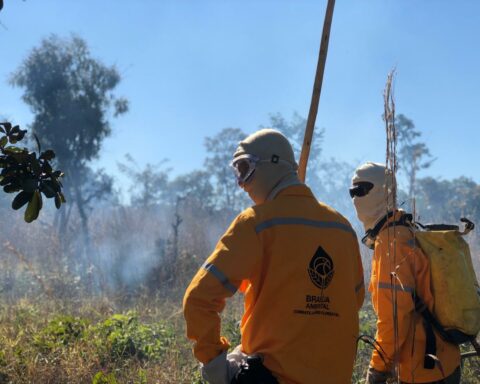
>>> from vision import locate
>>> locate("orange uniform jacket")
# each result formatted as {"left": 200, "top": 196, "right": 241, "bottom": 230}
{"left": 183, "top": 185, "right": 365, "bottom": 383}
{"left": 369, "top": 212, "right": 460, "bottom": 383}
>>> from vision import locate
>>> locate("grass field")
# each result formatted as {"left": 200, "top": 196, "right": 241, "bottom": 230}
{"left": 0, "top": 293, "right": 478, "bottom": 384}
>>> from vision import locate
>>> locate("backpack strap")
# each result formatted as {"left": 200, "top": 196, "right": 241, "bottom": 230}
{"left": 414, "top": 217, "right": 474, "bottom": 235}
{"left": 460, "top": 218, "right": 475, "bottom": 235}
{"left": 384, "top": 213, "right": 413, "bottom": 231}
{"left": 412, "top": 294, "right": 437, "bottom": 369}
{"left": 361, "top": 212, "right": 413, "bottom": 249}
{"left": 424, "top": 319, "right": 437, "bottom": 369}
{"left": 412, "top": 292, "right": 477, "bottom": 366}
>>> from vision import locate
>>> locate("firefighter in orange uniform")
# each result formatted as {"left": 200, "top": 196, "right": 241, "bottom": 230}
{"left": 183, "top": 129, "right": 365, "bottom": 384}
{"left": 350, "top": 162, "right": 461, "bottom": 384}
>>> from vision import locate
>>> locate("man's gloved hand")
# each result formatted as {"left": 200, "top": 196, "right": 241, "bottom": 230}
{"left": 227, "top": 345, "right": 247, "bottom": 368}
{"left": 201, "top": 347, "right": 246, "bottom": 384}
{"left": 365, "top": 367, "right": 392, "bottom": 384}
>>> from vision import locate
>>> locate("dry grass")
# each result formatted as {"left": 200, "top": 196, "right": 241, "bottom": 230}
{"left": 0, "top": 201, "right": 478, "bottom": 383}
{"left": 0, "top": 297, "right": 201, "bottom": 384}
{"left": 0, "top": 292, "right": 479, "bottom": 383}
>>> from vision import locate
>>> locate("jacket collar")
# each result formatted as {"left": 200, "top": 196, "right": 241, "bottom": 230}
{"left": 275, "top": 184, "right": 314, "bottom": 198}
{"left": 362, "top": 210, "right": 409, "bottom": 249}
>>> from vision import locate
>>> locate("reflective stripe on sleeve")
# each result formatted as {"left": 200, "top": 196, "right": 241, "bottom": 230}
{"left": 355, "top": 281, "right": 365, "bottom": 293}
{"left": 203, "top": 262, "right": 237, "bottom": 294}
{"left": 255, "top": 217, "right": 356, "bottom": 236}
{"left": 377, "top": 282, "right": 415, "bottom": 294}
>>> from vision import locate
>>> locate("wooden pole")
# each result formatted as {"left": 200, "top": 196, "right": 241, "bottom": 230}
{"left": 298, "top": 0, "right": 335, "bottom": 183}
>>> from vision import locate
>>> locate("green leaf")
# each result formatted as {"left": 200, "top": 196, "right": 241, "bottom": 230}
{"left": 0, "top": 176, "right": 13, "bottom": 186}
{"left": 6, "top": 152, "right": 29, "bottom": 163}
{"left": 3, "top": 184, "right": 19, "bottom": 193}
{"left": 20, "top": 178, "right": 38, "bottom": 193}
{"left": 2, "top": 123, "right": 12, "bottom": 134}
{"left": 38, "top": 190, "right": 43, "bottom": 211}
{"left": 40, "top": 181, "right": 57, "bottom": 198}
{"left": 31, "top": 159, "right": 41, "bottom": 176}
{"left": 0, "top": 136, "right": 7, "bottom": 148}
{"left": 43, "top": 161, "right": 52, "bottom": 173}
{"left": 12, "top": 191, "right": 33, "bottom": 210}
{"left": 17, "top": 130, "right": 26, "bottom": 141}
{"left": 4, "top": 146, "right": 25, "bottom": 154}
{"left": 54, "top": 194, "right": 62, "bottom": 209}
{"left": 24, "top": 190, "right": 41, "bottom": 223}
{"left": 40, "top": 149, "right": 55, "bottom": 161}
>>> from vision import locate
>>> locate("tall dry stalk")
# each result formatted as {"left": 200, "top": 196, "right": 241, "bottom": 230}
{"left": 384, "top": 70, "right": 397, "bottom": 209}
{"left": 383, "top": 69, "right": 401, "bottom": 383}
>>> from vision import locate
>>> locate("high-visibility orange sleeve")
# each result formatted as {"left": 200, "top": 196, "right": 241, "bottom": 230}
{"left": 370, "top": 231, "right": 417, "bottom": 371}
{"left": 183, "top": 209, "right": 262, "bottom": 364}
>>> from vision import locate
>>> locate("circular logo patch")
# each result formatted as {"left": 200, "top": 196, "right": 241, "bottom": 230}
{"left": 308, "top": 246, "right": 335, "bottom": 290}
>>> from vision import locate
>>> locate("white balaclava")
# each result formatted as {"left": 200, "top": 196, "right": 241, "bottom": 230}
{"left": 351, "top": 162, "right": 396, "bottom": 232}
{"left": 233, "top": 129, "right": 301, "bottom": 205}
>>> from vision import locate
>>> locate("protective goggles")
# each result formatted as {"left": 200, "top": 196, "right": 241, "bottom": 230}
{"left": 349, "top": 182, "right": 374, "bottom": 198}
{"left": 230, "top": 154, "right": 260, "bottom": 185}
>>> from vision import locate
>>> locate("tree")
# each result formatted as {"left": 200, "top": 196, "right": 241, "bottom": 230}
{"left": 118, "top": 154, "right": 170, "bottom": 207}
{"left": 266, "top": 112, "right": 324, "bottom": 193}
{"left": 168, "top": 170, "right": 215, "bottom": 212}
{"left": 10, "top": 34, "right": 128, "bottom": 272}
{"left": 204, "top": 127, "right": 249, "bottom": 212}
{"left": 416, "top": 176, "right": 480, "bottom": 225}
{"left": 317, "top": 157, "right": 356, "bottom": 220}
{"left": 395, "top": 114, "right": 434, "bottom": 202}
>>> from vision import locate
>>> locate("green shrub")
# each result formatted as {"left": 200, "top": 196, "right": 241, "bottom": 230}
{"left": 34, "top": 315, "right": 87, "bottom": 352}
{"left": 92, "top": 371, "right": 118, "bottom": 384}
{"left": 222, "top": 317, "right": 241, "bottom": 349}
{"left": 91, "top": 312, "right": 175, "bottom": 363}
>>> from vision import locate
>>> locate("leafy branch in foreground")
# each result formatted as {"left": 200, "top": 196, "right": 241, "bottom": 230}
{"left": 0, "top": 121, "right": 65, "bottom": 222}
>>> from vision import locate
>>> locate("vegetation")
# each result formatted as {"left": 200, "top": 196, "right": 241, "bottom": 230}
{"left": 0, "top": 299, "right": 200, "bottom": 384}
{"left": 0, "top": 298, "right": 478, "bottom": 383}
{"left": 10, "top": 34, "right": 128, "bottom": 270}
{"left": 0, "top": 121, "right": 64, "bottom": 222}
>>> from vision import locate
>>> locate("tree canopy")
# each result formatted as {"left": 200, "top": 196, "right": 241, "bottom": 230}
{"left": 10, "top": 34, "right": 128, "bottom": 273}
{"left": 10, "top": 34, "right": 128, "bottom": 172}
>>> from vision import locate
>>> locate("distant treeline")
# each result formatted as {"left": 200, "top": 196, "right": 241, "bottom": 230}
{"left": 0, "top": 34, "right": 478, "bottom": 299}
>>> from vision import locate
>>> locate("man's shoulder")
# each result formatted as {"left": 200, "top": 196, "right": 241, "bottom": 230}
{"left": 238, "top": 198, "right": 356, "bottom": 235}
{"left": 376, "top": 222, "right": 415, "bottom": 246}
{"left": 317, "top": 201, "right": 354, "bottom": 228}
{"left": 233, "top": 207, "right": 257, "bottom": 224}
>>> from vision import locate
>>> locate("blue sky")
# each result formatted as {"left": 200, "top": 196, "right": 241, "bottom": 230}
{"left": 1, "top": 0, "right": 479, "bottom": 193}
